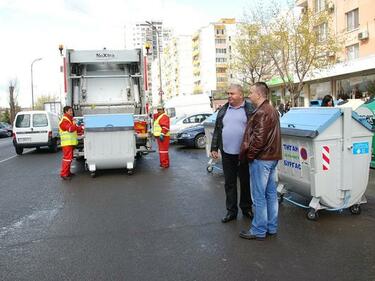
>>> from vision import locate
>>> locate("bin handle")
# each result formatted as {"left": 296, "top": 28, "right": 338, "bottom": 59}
{"left": 287, "top": 124, "right": 295, "bottom": 128}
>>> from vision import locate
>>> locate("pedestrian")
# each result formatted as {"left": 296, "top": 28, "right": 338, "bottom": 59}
{"left": 284, "top": 101, "right": 291, "bottom": 112}
{"left": 321, "top": 95, "right": 334, "bottom": 107}
{"left": 59, "top": 106, "right": 83, "bottom": 180}
{"left": 153, "top": 104, "right": 170, "bottom": 168}
{"left": 210, "top": 83, "right": 254, "bottom": 223}
{"left": 337, "top": 93, "right": 349, "bottom": 106}
{"left": 277, "top": 103, "right": 286, "bottom": 117}
{"left": 239, "top": 82, "right": 282, "bottom": 241}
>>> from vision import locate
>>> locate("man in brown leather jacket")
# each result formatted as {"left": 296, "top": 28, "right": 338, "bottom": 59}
{"left": 239, "top": 82, "right": 282, "bottom": 241}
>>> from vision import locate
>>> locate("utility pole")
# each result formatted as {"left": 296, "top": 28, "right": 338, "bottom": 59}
{"left": 145, "top": 21, "right": 163, "bottom": 104}
{"left": 31, "top": 57, "right": 42, "bottom": 110}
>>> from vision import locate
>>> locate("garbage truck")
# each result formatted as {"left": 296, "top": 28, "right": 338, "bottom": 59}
{"left": 64, "top": 48, "right": 152, "bottom": 176}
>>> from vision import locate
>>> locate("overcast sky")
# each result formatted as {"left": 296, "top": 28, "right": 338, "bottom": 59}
{"left": 0, "top": 0, "right": 287, "bottom": 108}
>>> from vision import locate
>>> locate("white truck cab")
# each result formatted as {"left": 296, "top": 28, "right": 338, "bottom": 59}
{"left": 12, "top": 110, "right": 60, "bottom": 155}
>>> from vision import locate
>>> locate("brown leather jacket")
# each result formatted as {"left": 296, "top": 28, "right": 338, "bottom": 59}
{"left": 240, "top": 100, "right": 282, "bottom": 161}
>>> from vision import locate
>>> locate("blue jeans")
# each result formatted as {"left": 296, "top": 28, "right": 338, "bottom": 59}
{"left": 249, "top": 159, "right": 279, "bottom": 237}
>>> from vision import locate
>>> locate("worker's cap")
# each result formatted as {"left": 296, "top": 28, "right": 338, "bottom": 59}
{"left": 156, "top": 104, "right": 164, "bottom": 110}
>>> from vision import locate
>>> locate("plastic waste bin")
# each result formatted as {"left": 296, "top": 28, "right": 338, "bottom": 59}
{"left": 203, "top": 112, "right": 222, "bottom": 173}
{"left": 84, "top": 114, "right": 136, "bottom": 177}
{"left": 277, "top": 107, "right": 373, "bottom": 220}
{"left": 356, "top": 99, "right": 375, "bottom": 168}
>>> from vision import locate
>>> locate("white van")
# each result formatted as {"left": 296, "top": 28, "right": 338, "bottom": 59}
{"left": 12, "top": 111, "right": 60, "bottom": 155}
{"left": 164, "top": 94, "right": 213, "bottom": 122}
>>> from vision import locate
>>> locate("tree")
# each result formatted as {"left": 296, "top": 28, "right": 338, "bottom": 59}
{"left": 231, "top": 23, "right": 275, "bottom": 85}
{"left": 265, "top": 7, "right": 341, "bottom": 106}
{"left": 1, "top": 108, "right": 10, "bottom": 123}
{"left": 34, "top": 94, "right": 59, "bottom": 110}
{"left": 8, "top": 79, "right": 19, "bottom": 123}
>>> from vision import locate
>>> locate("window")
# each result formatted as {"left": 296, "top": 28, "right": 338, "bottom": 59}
{"left": 317, "top": 22, "right": 327, "bottom": 41}
{"left": 346, "top": 43, "right": 359, "bottom": 60}
{"left": 215, "top": 39, "right": 226, "bottom": 44}
{"left": 216, "top": 48, "right": 227, "bottom": 54}
{"left": 216, "top": 58, "right": 227, "bottom": 63}
{"left": 216, "top": 67, "right": 226, "bottom": 73}
{"left": 314, "top": 0, "right": 325, "bottom": 13}
{"left": 15, "top": 114, "right": 30, "bottom": 128}
{"left": 346, "top": 9, "right": 359, "bottom": 31}
{"left": 33, "top": 114, "right": 48, "bottom": 127}
{"left": 216, "top": 29, "right": 224, "bottom": 35}
{"left": 217, "top": 77, "right": 227, "bottom": 82}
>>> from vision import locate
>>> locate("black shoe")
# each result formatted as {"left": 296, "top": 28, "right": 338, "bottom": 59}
{"left": 267, "top": 232, "right": 277, "bottom": 237}
{"left": 221, "top": 214, "right": 237, "bottom": 223}
{"left": 239, "top": 230, "right": 265, "bottom": 241}
{"left": 60, "top": 176, "right": 71, "bottom": 181}
{"left": 242, "top": 210, "right": 254, "bottom": 219}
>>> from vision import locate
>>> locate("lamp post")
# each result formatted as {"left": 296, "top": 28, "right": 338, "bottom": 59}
{"left": 145, "top": 21, "right": 163, "bottom": 104}
{"left": 31, "top": 57, "right": 42, "bottom": 110}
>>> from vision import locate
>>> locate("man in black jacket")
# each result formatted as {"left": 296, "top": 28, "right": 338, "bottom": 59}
{"left": 210, "top": 84, "right": 254, "bottom": 223}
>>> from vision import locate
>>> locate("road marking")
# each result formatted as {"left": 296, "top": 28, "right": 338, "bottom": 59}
{"left": 0, "top": 150, "right": 33, "bottom": 164}
{"left": 0, "top": 155, "right": 17, "bottom": 163}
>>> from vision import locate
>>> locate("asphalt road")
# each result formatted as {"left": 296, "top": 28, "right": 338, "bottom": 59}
{"left": 0, "top": 138, "right": 374, "bottom": 281}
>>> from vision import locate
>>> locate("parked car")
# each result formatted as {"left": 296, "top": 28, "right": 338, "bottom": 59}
{"left": 0, "top": 122, "right": 12, "bottom": 137}
{"left": 170, "top": 113, "right": 212, "bottom": 140}
{"left": 12, "top": 111, "right": 60, "bottom": 155}
{"left": 0, "top": 127, "right": 9, "bottom": 138}
{"left": 176, "top": 123, "right": 206, "bottom": 149}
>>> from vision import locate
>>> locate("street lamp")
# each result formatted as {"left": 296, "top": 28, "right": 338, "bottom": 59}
{"left": 145, "top": 21, "right": 163, "bottom": 104}
{"left": 31, "top": 57, "right": 42, "bottom": 110}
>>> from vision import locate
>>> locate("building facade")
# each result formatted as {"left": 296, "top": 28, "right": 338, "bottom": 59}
{"left": 124, "top": 21, "right": 172, "bottom": 105}
{"left": 296, "top": 0, "right": 375, "bottom": 104}
{"left": 192, "top": 18, "right": 238, "bottom": 97}
{"left": 161, "top": 35, "right": 194, "bottom": 100}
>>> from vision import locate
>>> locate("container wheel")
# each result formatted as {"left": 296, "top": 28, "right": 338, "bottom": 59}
{"left": 127, "top": 169, "right": 134, "bottom": 175}
{"left": 349, "top": 204, "right": 361, "bottom": 215}
{"left": 90, "top": 172, "right": 96, "bottom": 178}
{"left": 278, "top": 194, "right": 284, "bottom": 204}
{"left": 206, "top": 165, "right": 213, "bottom": 173}
{"left": 307, "top": 209, "right": 318, "bottom": 221}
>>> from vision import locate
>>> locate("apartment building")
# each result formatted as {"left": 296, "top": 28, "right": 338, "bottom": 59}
{"left": 161, "top": 35, "right": 193, "bottom": 100}
{"left": 124, "top": 21, "right": 172, "bottom": 101}
{"left": 296, "top": 0, "right": 375, "bottom": 103}
{"left": 192, "top": 18, "right": 238, "bottom": 97}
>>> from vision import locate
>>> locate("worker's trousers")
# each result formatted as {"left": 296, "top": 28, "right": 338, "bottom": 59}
{"left": 60, "top": 146, "right": 74, "bottom": 177}
{"left": 156, "top": 136, "right": 170, "bottom": 168}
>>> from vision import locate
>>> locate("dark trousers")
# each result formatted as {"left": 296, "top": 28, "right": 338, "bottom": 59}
{"left": 222, "top": 151, "right": 252, "bottom": 216}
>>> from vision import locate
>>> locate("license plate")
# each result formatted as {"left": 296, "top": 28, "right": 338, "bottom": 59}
{"left": 18, "top": 137, "right": 31, "bottom": 143}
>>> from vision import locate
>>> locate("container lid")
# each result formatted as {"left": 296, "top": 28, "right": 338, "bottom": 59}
{"left": 203, "top": 112, "right": 217, "bottom": 126}
{"left": 84, "top": 114, "right": 134, "bottom": 130}
{"left": 281, "top": 108, "right": 341, "bottom": 138}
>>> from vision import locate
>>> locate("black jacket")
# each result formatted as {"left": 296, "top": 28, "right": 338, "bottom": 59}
{"left": 210, "top": 101, "right": 255, "bottom": 153}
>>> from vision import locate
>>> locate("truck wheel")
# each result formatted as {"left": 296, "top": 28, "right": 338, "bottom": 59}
{"left": 15, "top": 146, "right": 23, "bottom": 155}
{"left": 194, "top": 134, "right": 206, "bottom": 149}
{"left": 349, "top": 205, "right": 361, "bottom": 215}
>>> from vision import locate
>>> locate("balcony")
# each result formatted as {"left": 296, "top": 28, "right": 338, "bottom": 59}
{"left": 296, "top": 0, "right": 308, "bottom": 7}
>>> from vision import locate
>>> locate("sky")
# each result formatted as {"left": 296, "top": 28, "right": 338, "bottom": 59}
{"left": 0, "top": 0, "right": 286, "bottom": 108}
